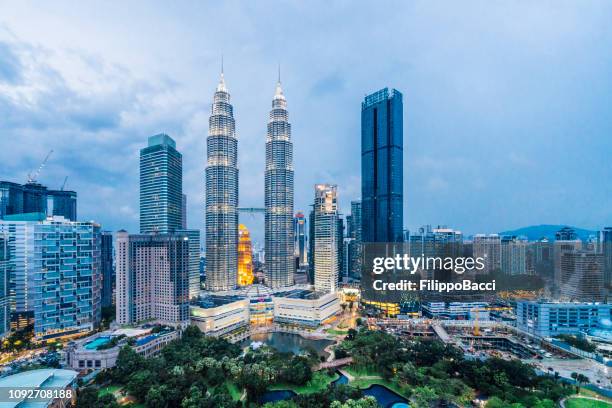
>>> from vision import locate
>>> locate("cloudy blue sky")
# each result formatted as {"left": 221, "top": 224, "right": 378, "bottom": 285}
{"left": 1, "top": 1, "right": 611, "bottom": 245}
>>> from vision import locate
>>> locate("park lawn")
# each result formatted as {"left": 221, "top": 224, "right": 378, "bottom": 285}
{"left": 566, "top": 398, "right": 612, "bottom": 408}
{"left": 580, "top": 389, "right": 612, "bottom": 403}
{"left": 225, "top": 381, "right": 242, "bottom": 401}
{"left": 326, "top": 329, "right": 349, "bottom": 336}
{"left": 98, "top": 385, "right": 122, "bottom": 398}
{"left": 343, "top": 365, "right": 380, "bottom": 378}
{"left": 269, "top": 371, "right": 339, "bottom": 394}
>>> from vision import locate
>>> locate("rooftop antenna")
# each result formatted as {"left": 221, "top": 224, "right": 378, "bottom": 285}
{"left": 221, "top": 55, "right": 224, "bottom": 75}
{"left": 61, "top": 176, "right": 68, "bottom": 191}
{"left": 278, "top": 62, "right": 281, "bottom": 83}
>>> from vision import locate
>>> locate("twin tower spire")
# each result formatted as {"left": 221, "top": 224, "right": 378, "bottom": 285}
{"left": 206, "top": 64, "right": 294, "bottom": 292}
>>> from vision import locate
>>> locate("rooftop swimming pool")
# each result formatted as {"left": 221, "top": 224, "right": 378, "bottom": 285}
{"left": 83, "top": 336, "right": 112, "bottom": 350}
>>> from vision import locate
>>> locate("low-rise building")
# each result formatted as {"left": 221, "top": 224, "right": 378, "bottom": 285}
{"left": 190, "top": 296, "right": 250, "bottom": 343}
{"left": 272, "top": 289, "right": 340, "bottom": 327}
{"left": 0, "top": 368, "right": 77, "bottom": 408}
{"left": 65, "top": 327, "right": 179, "bottom": 370}
{"left": 517, "top": 301, "right": 612, "bottom": 338}
{"left": 422, "top": 301, "right": 490, "bottom": 320}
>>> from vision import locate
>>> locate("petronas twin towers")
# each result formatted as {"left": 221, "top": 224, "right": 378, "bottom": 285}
{"left": 205, "top": 69, "right": 294, "bottom": 291}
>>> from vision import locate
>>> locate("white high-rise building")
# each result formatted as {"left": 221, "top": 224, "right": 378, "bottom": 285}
{"left": 313, "top": 184, "right": 339, "bottom": 293}
{"left": 205, "top": 71, "right": 239, "bottom": 291}
{"left": 116, "top": 231, "right": 190, "bottom": 326}
{"left": 265, "top": 77, "right": 295, "bottom": 288}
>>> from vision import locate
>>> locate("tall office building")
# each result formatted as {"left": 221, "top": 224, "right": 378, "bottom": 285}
{"left": 361, "top": 88, "right": 404, "bottom": 243}
{"left": 500, "top": 236, "right": 528, "bottom": 275}
{"left": 308, "top": 210, "right": 315, "bottom": 284}
{"left": 176, "top": 228, "right": 201, "bottom": 298}
{"left": 409, "top": 226, "right": 464, "bottom": 279}
{"left": 265, "top": 78, "right": 295, "bottom": 288}
{"left": 140, "top": 134, "right": 183, "bottom": 234}
{"left": 205, "top": 72, "right": 239, "bottom": 292}
{"left": 181, "top": 194, "right": 187, "bottom": 229}
{"left": 48, "top": 190, "right": 77, "bottom": 221}
{"left": 337, "top": 216, "right": 345, "bottom": 283}
{"left": 115, "top": 231, "right": 189, "bottom": 326}
{"left": 100, "top": 231, "right": 114, "bottom": 308}
{"left": 347, "top": 201, "right": 363, "bottom": 280}
{"left": 1, "top": 215, "right": 101, "bottom": 339}
{"left": 0, "top": 181, "right": 77, "bottom": 221}
{"left": 313, "top": 184, "right": 340, "bottom": 293}
{"left": 0, "top": 214, "right": 40, "bottom": 329}
{"left": 531, "top": 238, "right": 554, "bottom": 277}
{"left": 553, "top": 227, "right": 582, "bottom": 295}
{"left": 473, "top": 234, "right": 501, "bottom": 274}
{"left": 0, "top": 234, "right": 9, "bottom": 338}
{"left": 294, "top": 212, "right": 307, "bottom": 270}
{"left": 560, "top": 251, "right": 605, "bottom": 302}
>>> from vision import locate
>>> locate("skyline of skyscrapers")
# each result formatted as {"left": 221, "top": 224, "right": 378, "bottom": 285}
{"left": 205, "top": 72, "right": 239, "bottom": 291}
{"left": 139, "top": 134, "right": 183, "bottom": 234}
{"left": 361, "top": 87, "right": 404, "bottom": 244}
{"left": 265, "top": 79, "right": 295, "bottom": 289}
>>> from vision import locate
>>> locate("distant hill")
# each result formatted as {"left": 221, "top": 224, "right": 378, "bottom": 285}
{"left": 499, "top": 225, "right": 597, "bottom": 241}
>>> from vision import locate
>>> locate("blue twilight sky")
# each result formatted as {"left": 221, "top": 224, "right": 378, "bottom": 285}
{"left": 0, "top": 1, "right": 611, "bottom": 246}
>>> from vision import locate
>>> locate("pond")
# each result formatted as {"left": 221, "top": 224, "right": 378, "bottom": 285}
{"left": 362, "top": 384, "right": 410, "bottom": 408}
{"left": 258, "top": 389, "right": 297, "bottom": 404}
{"left": 244, "top": 331, "right": 334, "bottom": 357}
{"left": 259, "top": 371, "right": 410, "bottom": 407}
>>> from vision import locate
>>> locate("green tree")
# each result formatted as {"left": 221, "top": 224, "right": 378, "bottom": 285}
{"left": 411, "top": 386, "right": 438, "bottom": 408}
{"left": 125, "top": 369, "right": 156, "bottom": 401}
{"left": 145, "top": 385, "right": 170, "bottom": 408}
{"left": 330, "top": 396, "right": 380, "bottom": 408}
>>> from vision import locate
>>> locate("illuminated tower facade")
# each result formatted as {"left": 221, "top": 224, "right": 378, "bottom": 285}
{"left": 265, "top": 77, "right": 295, "bottom": 288}
{"left": 313, "top": 184, "right": 339, "bottom": 293}
{"left": 237, "top": 224, "right": 254, "bottom": 286}
{"left": 205, "top": 72, "right": 238, "bottom": 291}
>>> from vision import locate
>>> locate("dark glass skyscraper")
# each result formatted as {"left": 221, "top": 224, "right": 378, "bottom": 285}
{"left": 100, "top": 231, "right": 113, "bottom": 308}
{"left": 361, "top": 88, "right": 403, "bottom": 243}
{"left": 294, "top": 212, "right": 307, "bottom": 269}
{"left": 139, "top": 134, "right": 183, "bottom": 234}
{"left": 0, "top": 181, "right": 77, "bottom": 221}
{"left": 48, "top": 190, "right": 77, "bottom": 221}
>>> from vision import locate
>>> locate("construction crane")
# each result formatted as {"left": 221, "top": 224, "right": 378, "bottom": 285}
{"left": 27, "top": 150, "right": 53, "bottom": 184}
{"left": 60, "top": 176, "right": 68, "bottom": 191}
{"left": 471, "top": 306, "right": 513, "bottom": 336}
